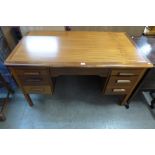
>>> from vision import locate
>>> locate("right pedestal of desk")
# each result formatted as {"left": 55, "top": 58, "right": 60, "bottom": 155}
{"left": 104, "top": 68, "right": 146, "bottom": 105}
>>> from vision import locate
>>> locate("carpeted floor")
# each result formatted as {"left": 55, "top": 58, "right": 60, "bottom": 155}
{"left": 0, "top": 76, "right": 155, "bottom": 129}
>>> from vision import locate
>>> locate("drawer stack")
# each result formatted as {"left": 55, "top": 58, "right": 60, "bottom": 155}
{"left": 12, "top": 67, "right": 53, "bottom": 94}
{"left": 104, "top": 69, "right": 143, "bottom": 95}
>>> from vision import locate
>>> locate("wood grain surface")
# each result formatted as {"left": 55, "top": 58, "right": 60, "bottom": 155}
{"left": 5, "top": 31, "right": 152, "bottom": 68}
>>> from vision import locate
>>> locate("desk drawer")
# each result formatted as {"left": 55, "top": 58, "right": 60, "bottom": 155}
{"left": 111, "top": 69, "right": 142, "bottom": 76}
{"left": 50, "top": 68, "right": 109, "bottom": 77}
{"left": 108, "top": 76, "right": 138, "bottom": 87}
{"left": 14, "top": 68, "right": 49, "bottom": 76}
{"left": 18, "top": 75, "right": 49, "bottom": 86}
{"left": 23, "top": 86, "right": 52, "bottom": 94}
{"left": 105, "top": 86, "right": 131, "bottom": 95}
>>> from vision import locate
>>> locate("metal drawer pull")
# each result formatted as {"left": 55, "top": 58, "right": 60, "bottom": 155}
{"left": 24, "top": 72, "right": 40, "bottom": 75}
{"left": 113, "top": 89, "right": 126, "bottom": 92}
{"left": 119, "top": 73, "right": 135, "bottom": 76}
{"left": 116, "top": 80, "right": 131, "bottom": 83}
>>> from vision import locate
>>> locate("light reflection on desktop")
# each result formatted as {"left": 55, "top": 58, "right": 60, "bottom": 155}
{"left": 25, "top": 36, "right": 59, "bottom": 58}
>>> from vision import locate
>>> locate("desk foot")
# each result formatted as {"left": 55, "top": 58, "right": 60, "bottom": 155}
{"left": 0, "top": 113, "right": 6, "bottom": 121}
{"left": 150, "top": 104, "right": 154, "bottom": 109}
{"left": 150, "top": 99, "right": 155, "bottom": 109}
{"left": 125, "top": 104, "right": 129, "bottom": 109}
{"left": 24, "top": 94, "right": 33, "bottom": 107}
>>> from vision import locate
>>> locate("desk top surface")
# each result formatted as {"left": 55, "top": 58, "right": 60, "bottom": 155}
{"left": 5, "top": 31, "right": 152, "bottom": 68}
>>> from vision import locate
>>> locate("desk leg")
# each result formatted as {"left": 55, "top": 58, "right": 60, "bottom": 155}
{"left": 24, "top": 94, "right": 33, "bottom": 107}
{"left": 10, "top": 68, "right": 34, "bottom": 107}
{"left": 120, "top": 69, "right": 147, "bottom": 107}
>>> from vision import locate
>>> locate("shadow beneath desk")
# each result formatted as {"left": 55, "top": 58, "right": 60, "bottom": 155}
{"left": 31, "top": 75, "right": 121, "bottom": 107}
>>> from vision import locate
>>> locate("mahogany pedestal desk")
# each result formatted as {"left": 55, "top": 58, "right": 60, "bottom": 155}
{"left": 4, "top": 32, "right": 153, "bottom": 108}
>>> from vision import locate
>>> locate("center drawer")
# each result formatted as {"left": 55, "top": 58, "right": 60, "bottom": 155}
{"left": 50, "top": 68, "right": 109, "bottom": 77}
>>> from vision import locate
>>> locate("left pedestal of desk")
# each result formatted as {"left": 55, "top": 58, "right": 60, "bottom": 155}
{"left": 9, "top": 66, "right": 53, "bottom": 106}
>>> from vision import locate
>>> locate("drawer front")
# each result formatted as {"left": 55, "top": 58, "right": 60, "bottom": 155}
{"left": 18, "top": 75, "right": 49, "bottom": 86}
{"left": 14, "top": 68, "right": 49, "bottom": 76}
{"left": 111, "top": 69, "right": 142, "bottom": 76}
{"left": 105, "top": 86, "right": 131, "bottom": 95}
{"left": 108, "top": 76, "right": 138, "bottom": 87}
{"left": 23, "top": 86, "right": 52, "bottom": 94}
{"left": 104, "top": 68, "right": 144, "bottom": 95}
{"left": 50, "top": 68, "right": 109, "bottom": 77}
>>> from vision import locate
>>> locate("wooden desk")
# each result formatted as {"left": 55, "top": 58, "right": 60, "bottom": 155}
{"left": 4, "top": 31, "right": 153, "bottom": 107}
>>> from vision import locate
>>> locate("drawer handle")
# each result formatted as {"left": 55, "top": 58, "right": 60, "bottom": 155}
{"left": 24, "top": 72, "right": 40, "bottom": 75}
{"left": 119, "top": 73, "right": 135, "bottom": 76}
{"left": 113, "top": 89, "right": 126, "bottom": 92}
{"left": 116, "top": 80, "right": 131, "bottom": 83}
{"left": 25, "top": 78, "right": 42, "bottom": 82}
{"left": 30, "top": 88, "right": 44, "bottom": 91}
